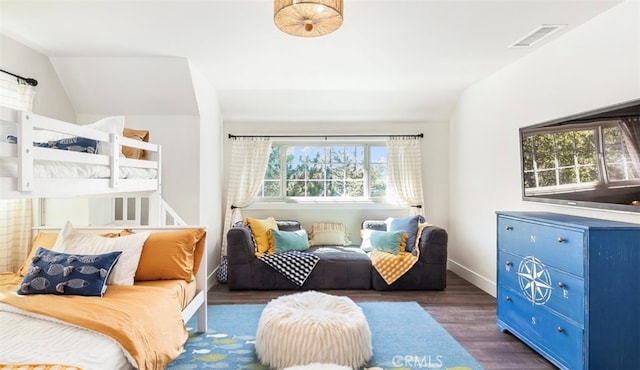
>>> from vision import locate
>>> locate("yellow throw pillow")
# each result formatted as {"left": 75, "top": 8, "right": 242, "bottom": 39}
{"left": 132, "top": 228, "right": 206, "bottom": 282}
{"left": 17, "top": 232, "right": 58, "bottom": 276}
{"left": 245, "top": 216, "right": 278, "bottom": 256}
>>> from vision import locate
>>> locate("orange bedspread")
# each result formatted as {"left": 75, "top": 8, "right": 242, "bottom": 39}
{"left": 0, "top": 273, "right": 188, "bottom": 370}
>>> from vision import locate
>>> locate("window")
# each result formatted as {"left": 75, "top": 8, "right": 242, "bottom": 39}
{"left": 522, "top": 121, "right": 639, "bottom": 192}
{"left": 257, "top": 143, "right": 388, "bottom": 200}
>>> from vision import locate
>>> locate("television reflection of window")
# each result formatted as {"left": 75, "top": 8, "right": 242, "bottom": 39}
{"left": 522, "top": 119, "right": 640, "bottom": 192}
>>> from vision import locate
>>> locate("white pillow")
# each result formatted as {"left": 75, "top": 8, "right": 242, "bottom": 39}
{"left": 82, "top": 116, "right": 125, "bottom": 155}
{"left": 309, "top": 222, "right": 351, "bottom": 246}
{"left": 33, "top": 129, "right": 73, "bottom": 143}
{"left": 309, "top": 230, "right": 350, "bottom": 246}
{"left": 52, "top": 221, "right": 149, "bottom": 286}
{"left": 360, "top": 229, "right": 375, "bottom": 252}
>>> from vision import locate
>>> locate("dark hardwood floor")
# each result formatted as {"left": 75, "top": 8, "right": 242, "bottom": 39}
{"left": 208, "top": 270, "right": 557, "bottom": 370}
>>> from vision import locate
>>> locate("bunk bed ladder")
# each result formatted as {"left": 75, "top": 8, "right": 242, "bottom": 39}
{"left": 117, "top": 193, "right": 186, "bottom": 226}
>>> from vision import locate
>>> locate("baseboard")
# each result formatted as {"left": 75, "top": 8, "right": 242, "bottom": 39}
{"left": 448, "top": 259, "right": 496, "bottom": 297}
{"left": 207, "top": 268, "right": 218, "bottom": 290}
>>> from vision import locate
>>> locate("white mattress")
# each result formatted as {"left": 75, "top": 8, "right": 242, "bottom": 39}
{"left": 0, "top": 303, "right": 135, "bottom": 369}
{"left": 0, "top": 158, "right": 158, "bottom": 179}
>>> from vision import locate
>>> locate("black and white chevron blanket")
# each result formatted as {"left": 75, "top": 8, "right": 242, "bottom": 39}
{"left": 258, "top": 251, "right": 320, "bottom": 286}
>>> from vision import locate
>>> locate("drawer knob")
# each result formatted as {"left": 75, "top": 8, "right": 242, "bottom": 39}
{"left": 505, "top": 296, "right": 512, "bottom": 302}
{"left": 557, "top": 237, "right": 565, "bottom": 243}
{"left": 558, "top": 282, "right": 565, "bottom": 288}
{"left": 506, "top": 226, "right": 513, "bottom": 231}
{"left": 557, "top": 326, "right": 564, "bottom": 333}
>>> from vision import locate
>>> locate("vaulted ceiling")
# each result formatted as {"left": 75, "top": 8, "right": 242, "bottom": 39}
{"left": 0, "top": 0, "right": 624, "bottom": 122}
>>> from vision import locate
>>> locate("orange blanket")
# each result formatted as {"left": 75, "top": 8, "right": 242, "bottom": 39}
{"left": 369, "top": 249, "right": 419, "bottom": 285}
{"left": 0, "top": 273, "right": 188, "bottom": 370}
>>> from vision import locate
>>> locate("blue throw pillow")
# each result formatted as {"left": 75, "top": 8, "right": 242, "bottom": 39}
{"left": 33, "top": 136, "right": 98, "bottom": 153}
{"left": 270, "top": 229, "right": 309, "bottom": 254}
{"left": 17, "top": 247, "right": 122, "bottom": 297}
{"left": 369, "top": 230, "right": 407, "bottom": 255}
{"left": 387, "top": 215, "right": 424, "bottom": 253}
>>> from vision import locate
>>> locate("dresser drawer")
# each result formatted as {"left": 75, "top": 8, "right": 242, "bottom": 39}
{"left": 497, "top": 288, "right": 584, "bottom": 370}
{"left": 498, "top": 216, "right": 584, "bottom": 276}
{"left": 498, "top": 251, "right": 585, "bottom": 324}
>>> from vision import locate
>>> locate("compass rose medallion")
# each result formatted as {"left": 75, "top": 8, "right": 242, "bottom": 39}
{"left": 517, "top": 256, "right": 552, "bottom": 305}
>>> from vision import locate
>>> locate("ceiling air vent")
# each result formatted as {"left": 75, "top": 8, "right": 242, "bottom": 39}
{"left": 509, "top": 24, "right": 566, "bottom": 48}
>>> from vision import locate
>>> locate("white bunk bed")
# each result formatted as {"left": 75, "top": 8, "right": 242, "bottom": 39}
{"left": 0, "top": 105, "right": 161, "bottom": 199}
{"left": 0, "top": 107, "right": 207, "bottom": 368}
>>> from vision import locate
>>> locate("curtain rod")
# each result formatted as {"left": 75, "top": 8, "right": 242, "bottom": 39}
{"left": 228, "top": 133, "right": 423, "bottom": 139}
{"left": 0, "top": 69, "right": 38, "bottom": 86}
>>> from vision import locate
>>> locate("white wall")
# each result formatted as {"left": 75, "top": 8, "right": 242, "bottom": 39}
{"left": 448, "top": 0, "right": 640, "bottom": 295}
{"left": 77, "top": 113, "right": 201, "bottom": 225}
{"left": 222, "top": 120, "right": 450, "bottom": 244}
{"left": 0, "top": 35, "right": 75, "bottom": 122}
{"left": 190, "top": 61, "right": 224, "bottom": 286}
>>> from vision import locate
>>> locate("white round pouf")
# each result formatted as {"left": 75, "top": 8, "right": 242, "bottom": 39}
{"left": 283, "top": 363, "right": 352, "bottom": 370}
{"left": 255, "top": 291, "right": 372, "bottom": 369}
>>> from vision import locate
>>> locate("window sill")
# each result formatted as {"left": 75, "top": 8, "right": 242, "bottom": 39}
{"left": 245, "top": 201, "right": 409, "bottom": 211}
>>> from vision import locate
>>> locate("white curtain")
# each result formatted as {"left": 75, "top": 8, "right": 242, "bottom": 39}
{"left": 386, "top": 136, "right": 425, "bottom": 216}
{"left": 0, "top": 72, "right": 36, "bottom": 273}
{"left": 221, "top": 137, "right": 272, "bottom": 255}
{"left": 619, "top": 117, "right": 640, "bottom": 176}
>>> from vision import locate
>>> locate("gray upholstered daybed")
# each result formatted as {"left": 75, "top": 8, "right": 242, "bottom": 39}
{"left": 226, "top": 219, "right": 448, "bottom": 291}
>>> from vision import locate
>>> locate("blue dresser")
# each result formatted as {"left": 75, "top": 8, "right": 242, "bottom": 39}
{"left": 496, "top": 211, "right": 640, "bottom": 370}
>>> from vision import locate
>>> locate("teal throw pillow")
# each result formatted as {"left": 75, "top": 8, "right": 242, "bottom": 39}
{"left": 271, "top": 229, "right": 310, "bottom": 254}
{"left": 17, "top": 247, "right": 122, "bottom": 297}
{"left": 387, "top": 215, "right": 424, "bottom": 253}
{"left": 369, "top": 230, "right": 407, "bottom": 255}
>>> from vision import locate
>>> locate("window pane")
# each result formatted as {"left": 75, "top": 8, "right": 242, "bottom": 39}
{"left": 346, "top": 164, "right": 364, "bottom": 180}
{"left": 264, "top": 146, "right": 280, "bottom": 180}
{"left": 345, "top": 181, "right": 364, "bottom": 197}
{"left": 327, "top": 165, "right": 344, "bottom": 179}
{"left": 579, "top": 165, "right": 598, "bottom": 183}
{"left": 538, "top": 170, "right": 557, "bottom": 187}
{"left": 370, "top": 163, "right": 387, "bottom": 196}
{"left": 522, "top": 136, "right": 534, "bottom": 172}
{"left": 558, "top": 168, "right": 576, "bottom": 185}
{"left": 603, "top": 125, "right": 640, "bottom": 181}
{"left": 523, "top": 171, "right": 536, "bottom": 189}
{"left": 307, "top": 181, "right": 325, "bottom": 196}
{"left": 260, "top": 146, "right": 281, "bottom": 197}
{"left": 262, "top": 180, "right": 280, "bottom": 197}
{"left": 606, "top": 164, "right": 625, "bottom": 181}
{"left": 327, "top": 181, "right": 344, "bottom": 196}
{"left": 369, "top": 145, "right": 387, "bottom": 197}
{"left": 286, "top": 181, "right": 305, "bottom": 196}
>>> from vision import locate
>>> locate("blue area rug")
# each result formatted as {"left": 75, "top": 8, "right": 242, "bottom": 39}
{"left": 167, "top": 301, "right": 483, "bottom": 370}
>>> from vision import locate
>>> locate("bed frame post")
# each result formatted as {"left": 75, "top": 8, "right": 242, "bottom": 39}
{"left": 195, "top": 241, "right": 208, "bottom": 333}
{"left": 110, "top": 133, "right": 120, "bottom": 189}
{"left": 17, "top": 111, "right": 34, "bottom": 192}
{"left": 147, "top": 192, "right": 161, "bottom": 226}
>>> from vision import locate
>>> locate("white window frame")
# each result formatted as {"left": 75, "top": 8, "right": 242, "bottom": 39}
{"left": 256, "top": 140, "right": 390, "bottom": 204}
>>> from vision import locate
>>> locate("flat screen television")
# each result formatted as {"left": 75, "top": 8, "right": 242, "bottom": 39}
{"left": 520, "top": 99, "right": 640, "bottom": 213}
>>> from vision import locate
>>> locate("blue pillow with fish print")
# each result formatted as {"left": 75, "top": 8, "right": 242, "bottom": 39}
{"left": 17, "top": 247, "right": 122, "bottom": 297}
